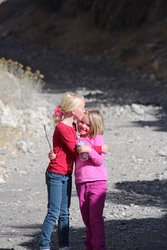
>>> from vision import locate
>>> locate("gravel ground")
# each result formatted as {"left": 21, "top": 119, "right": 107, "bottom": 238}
{"left": 0, "top": 46, "right": 167, "bottom": 250}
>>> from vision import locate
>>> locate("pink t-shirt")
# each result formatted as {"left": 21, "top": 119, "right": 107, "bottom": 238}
{"left": 75, "top": 134, "right": 108, "bottom": 184}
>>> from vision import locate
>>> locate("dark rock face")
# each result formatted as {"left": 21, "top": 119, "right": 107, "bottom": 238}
{"left": 91, "top": 0, "right": 167, "bottom": 29}
{"left": 40, "top": 0, "right": 167, "bottom": 29}
{"left": 0, "top": 0, "right": 167, "bottom": 81}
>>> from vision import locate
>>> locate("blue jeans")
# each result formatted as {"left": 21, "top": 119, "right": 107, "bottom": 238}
{"left": 40, "top": 170, "right": 72, "bottom": 249}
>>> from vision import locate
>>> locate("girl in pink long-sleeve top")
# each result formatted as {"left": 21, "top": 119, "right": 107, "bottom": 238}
{"left": 75, "top": 108, "right": 108, "bottom": 250}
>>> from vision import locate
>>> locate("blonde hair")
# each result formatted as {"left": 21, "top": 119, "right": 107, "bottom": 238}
{"left": 85, "top": 108, "right": 104, "bottom": 138}
{"left": 53, "top": 92, "right": 84, "bottom": 124}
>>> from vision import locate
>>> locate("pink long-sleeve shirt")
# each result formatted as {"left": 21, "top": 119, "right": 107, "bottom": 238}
{"left": 74, "top": 134, "right": 108, "bottom": 184}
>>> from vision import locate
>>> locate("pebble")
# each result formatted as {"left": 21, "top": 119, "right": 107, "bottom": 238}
{"left": 131, "top": 103, "right": 145, "bottom": 115}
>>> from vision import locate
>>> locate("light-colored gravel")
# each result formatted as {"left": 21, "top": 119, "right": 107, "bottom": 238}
{"left": 1, "top": 88, "right": 167, "bottom": 249}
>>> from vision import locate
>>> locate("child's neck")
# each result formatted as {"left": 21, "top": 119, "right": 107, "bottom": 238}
{"left": 79, "top": 134, "right": 90, "bottom": 138}
{"left": 62, "top": 115, "right": 74, "bottom": 127}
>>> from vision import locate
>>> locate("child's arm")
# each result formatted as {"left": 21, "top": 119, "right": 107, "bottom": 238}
{"left": 76, "top": 143, "right": 108, "bottom": 155}
{"left": 94, "top": 144, "right": 108, "bottom": 154}
{"left": 89, "top": 135, "right": 105, "bottom": 165}
{"left": 77, "top": 139, "right": 105, "bottom": 165}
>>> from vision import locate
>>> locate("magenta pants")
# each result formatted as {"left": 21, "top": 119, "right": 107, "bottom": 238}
{"left": 76, "top": 180, "right": 107, "bottom": 250}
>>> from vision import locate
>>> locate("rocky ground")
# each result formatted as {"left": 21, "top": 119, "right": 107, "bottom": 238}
{"left": 0, "top": 1, "right": 167, "bottom": 249}
{"left": 0, "top": 42, "right": 167, "bottom": 250}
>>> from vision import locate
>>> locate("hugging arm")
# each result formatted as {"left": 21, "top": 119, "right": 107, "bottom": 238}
{"left": 77, "top": 144, "right": 108, "bottom": 155}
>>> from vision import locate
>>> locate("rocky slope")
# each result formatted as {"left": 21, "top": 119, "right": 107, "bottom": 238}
{"left": 0, "top": 0, "right": 167, "bottom": 81}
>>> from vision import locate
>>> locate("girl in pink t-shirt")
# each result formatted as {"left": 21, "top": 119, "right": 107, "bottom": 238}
{"left": 75, "top": 108, "right": 108, "bottom": 250}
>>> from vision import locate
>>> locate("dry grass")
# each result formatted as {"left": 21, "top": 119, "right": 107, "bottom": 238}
{"left": 0, "top": 58, "right": 45, "bottom": 149}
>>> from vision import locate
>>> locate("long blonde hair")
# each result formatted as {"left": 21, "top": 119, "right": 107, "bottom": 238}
{"left": 85, "top": 108, "right": 104, "bottom": 138}
{"left": 53, "top": 92, "right": 84, "bottom": 124}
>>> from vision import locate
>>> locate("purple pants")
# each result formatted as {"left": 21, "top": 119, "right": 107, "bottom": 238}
{"left": 76, "top": 181, "right": 107, "bottom": 250}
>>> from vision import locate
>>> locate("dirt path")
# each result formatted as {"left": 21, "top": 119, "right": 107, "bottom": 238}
{"left": 1, "top": 84, "right": 167, "bottom": 250}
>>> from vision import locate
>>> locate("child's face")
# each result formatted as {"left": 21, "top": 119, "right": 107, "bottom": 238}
{"left": 77, "top": 114, "right": 93, "bottom": 137}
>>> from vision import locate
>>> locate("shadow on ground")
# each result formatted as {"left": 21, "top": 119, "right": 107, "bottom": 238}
{"left": 10, "top": 216, "right": 167, "bottom": 250}
{"left": 108, "top": 179, "right": 167, "bottom": 208}
{"left": 131, "top": 105, "right": 167, "bottom": 132}
{"left": 105, "top": 178, "right": 167, "bottom": 249}
{"left": 5, "top": 179, "right": 167, "bottom": 249}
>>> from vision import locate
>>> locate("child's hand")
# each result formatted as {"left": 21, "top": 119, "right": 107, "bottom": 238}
{"left": 48, "top": 150, "right": 56, "bottom": 160}
{"left": 102, "top": 144, "right": 109, "bottom": 154}
{"left": 77, "top": 145, "right": 92, "bottom": 154}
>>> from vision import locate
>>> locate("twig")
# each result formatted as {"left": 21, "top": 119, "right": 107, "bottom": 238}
{"left": 43, "top": 125, "right": 52, "bottom": 150}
